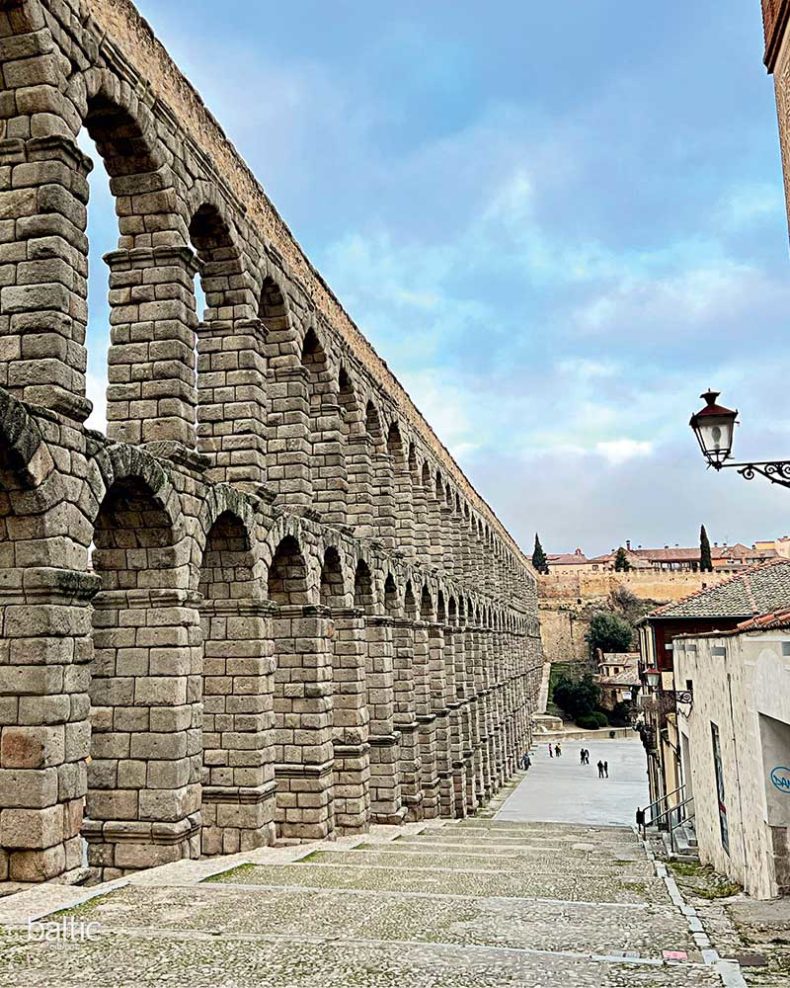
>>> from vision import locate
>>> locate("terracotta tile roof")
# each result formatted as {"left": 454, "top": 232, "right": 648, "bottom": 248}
{"left": 643, "top": 559, "right": 790, "bottom": 622}
{"left": 675, "top": 607, "right": 790, "bottom": 639}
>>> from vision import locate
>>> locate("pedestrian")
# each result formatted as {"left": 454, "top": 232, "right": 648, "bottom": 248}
{"left": 524, "top": 754, "right": 532, "bottom": 771}
{"left": 604, "top": 760, "right": 609, "bottom": 778}
{"left": 579, "top": 748, "right": 585, "bottom": 765}
{"left": 554, "top": 743, "right": 561, "bottom": 758}
{"left": 597, "top": 760, "right": 604, "bottom": 779}
{"left": 584, "top": 749, "right": 590, "bottom": 765}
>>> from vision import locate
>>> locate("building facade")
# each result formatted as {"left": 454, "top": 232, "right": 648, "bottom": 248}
{"left": 0, "top": 0, "right": 542, "bottom": 885}
{"left": 636, "top": 560, "right": 790, "bottom": 815}
{"left": 675, "top": 617, "right": 790, "bottom": 899}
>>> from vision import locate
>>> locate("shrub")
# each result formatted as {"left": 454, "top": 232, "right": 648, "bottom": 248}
{"left": 576, "top": 714, "right": 601, "bottom": 730}
{"left": 593, "top": 711, "right": 609, "bottom": 727}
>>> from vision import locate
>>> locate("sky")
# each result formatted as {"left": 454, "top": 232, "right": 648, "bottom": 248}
{"left": 82, "top": 0, "right": 790, "bottom": 557}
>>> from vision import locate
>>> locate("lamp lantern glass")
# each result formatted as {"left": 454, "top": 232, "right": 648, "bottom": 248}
{"left": 643, "top": 667, "right": 661, "bottom": 690}
{"left": 689, "top": 390, "right": 738, "bottom": 469}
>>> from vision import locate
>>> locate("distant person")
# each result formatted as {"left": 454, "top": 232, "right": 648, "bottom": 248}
{"left": 580, "top": 748, "right": 586, "bottom": 765}
{"left": 554, "top": 743, "right": 561, "bottom": 758}
{"left": 597, "top": 760, "right": 605, "bottom": 779}
{"left": 604, "top": 760, "right": 609, "bottom": 778}
{"left": 548, "top": 744, "right": 553, "bottom": 758}
{"left": 524, "top": 754, "right": 532, "bottom": 771}
{"left": 585, "top": 750, "right": 590, "bottom": 765}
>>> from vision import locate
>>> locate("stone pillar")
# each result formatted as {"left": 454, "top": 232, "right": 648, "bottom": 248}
{"left": 196, "top": 319, "right": 268, "bottom": 486}
{"left": 0, "top": 567, "right": 99, "bottom": 883}
{"left": 413, "top": 620, "right": 439, "bottom": 817}
{"left": 372, "top": 452, "right": 397, "bottom": 550}
{"left": 392, "top": 470, "right": 416, "bottom": 559}
{"left": 272, "top": 604, "right": 334, "bottom": 840}
{"left": 469, "top": 623, "right": 487, "bottom": 806}
{"left": 331, "top": 607, "right": 370, "bottom": 833}
{"left": 366, "top": 615, "right": 404, "bottom": 823}
{"left": 0, "top": 135, "right": 92, "bottom": 421}
{"left": 200, "top": 599, "right": 276, "bottom": 856}
{"left": 440, "top": 503, "right": 454, "bottom": 575}
{"left": 478, "top": 627, "right": 494, "bottom": 801}
{"left": 312, "top": 401, "right": 348, "bottom": 527}
{"left": 267, "top": 365, "right": 312, "bottom": 507}
{"left": 428, "top": 622, "right": 454, "bottom": 818}
{"left": 105, "top": 245, "right": 200, "bottom": 448}
{"left": 445, "top": 624, "right": 467, "bottom": 818}
{"left": 411, "top": 474, "right": 431, "bottom": 563}
{"left": 392, "top": 617, "right": 422, "bottom": 820}
{"left": 345, "top": 433, "right": 375, "bottom": 537}
{"left": 84, "top": 588, "right": 202, "bottom": 880}
{"left": 457, "top": 619, "right": 477, "bottom": 815}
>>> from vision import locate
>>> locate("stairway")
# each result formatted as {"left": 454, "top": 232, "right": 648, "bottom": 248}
{"left": 0, "top": 818, "right": 725, "bottom": 986}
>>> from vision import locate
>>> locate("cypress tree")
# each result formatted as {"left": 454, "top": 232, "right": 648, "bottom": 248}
{"left": 614, "top": 546, "right": 631, "bottom": 572}
{"left": 700, "top": 524, "right": 713, "bottom": 572}
{"left": 532, "top": 534, "right": 549, "bottom": 575}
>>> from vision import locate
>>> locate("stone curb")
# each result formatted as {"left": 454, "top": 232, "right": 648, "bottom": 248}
{"left": 636, "top": 827, "right": 747, "bottom": 988}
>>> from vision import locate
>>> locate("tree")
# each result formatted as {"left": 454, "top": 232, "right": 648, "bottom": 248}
{"left": 553, "top": 673, "right": 601, "bottom": 720}
{"left": 532, "top": 533, "right": 549, "bottom": 575}
{"left": 700, "top": 524, "right": 713, "bottom": 573}
{"left": 613, "top": 546, "right": 631, "bottom": 572}
{"left": 586, "top": 610, "right": 633, "bottom": 656}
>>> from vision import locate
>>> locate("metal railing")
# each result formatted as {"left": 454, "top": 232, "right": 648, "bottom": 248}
{"left": 667, "top": 795, "right": 695, "bottom": 855}
{"left": 638, "top": 783, "right": 686, "bottom": 833}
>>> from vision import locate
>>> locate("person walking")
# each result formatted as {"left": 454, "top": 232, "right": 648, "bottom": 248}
{"left": 524, "top": 754, "right": 532, "bottom": 771}
{"left": 579, "top": 748, "right": 586, "bottom": 765}
{"left": 585, "top": 749, "right": 590, "bottom": 764}
{"left": 597, "top": 760, "right": 604, "bottom": 779}
{"left": 603, "top": 760, "right": 609, "bottom": 778}
{"left": 548, "top": 743, "right": 553, "bottom": 758}
{"left": 554, "top": 743, "right": 561, "bottom": 758}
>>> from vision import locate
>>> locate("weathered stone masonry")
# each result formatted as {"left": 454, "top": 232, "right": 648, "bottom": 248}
{"left": 0, "top": 0, "right": 542, "bottom": 884}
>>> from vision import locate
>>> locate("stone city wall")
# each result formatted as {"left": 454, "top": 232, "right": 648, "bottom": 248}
{"left": 539, "top": 569, "right": 732, "bottom": 663}
{"left": 0, "top": 0, "right": 542, "bottom": 883}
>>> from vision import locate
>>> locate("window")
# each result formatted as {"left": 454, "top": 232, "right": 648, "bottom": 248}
{"left": 782, "top": 642, "right": 790, "bottom": 657}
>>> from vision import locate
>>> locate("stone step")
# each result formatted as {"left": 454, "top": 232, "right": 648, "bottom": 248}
{"left": 396, "top": 833, "right": 645, "bottom": 859}
{"left": 0, "top": 922, "right": 722, "bottom": 988}
{"left": 310, "top": 847, "right": 656, "bottom": 879}
{"left": 52, "top": 882, "right": 699, "bottom": 962}
{"left": 211, "top": 861, "right": 669, "bottom": 904}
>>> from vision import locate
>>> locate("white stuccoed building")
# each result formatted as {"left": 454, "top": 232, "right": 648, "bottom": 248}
{"left": 674, "top": 613, "right": 790, "bottom": 900}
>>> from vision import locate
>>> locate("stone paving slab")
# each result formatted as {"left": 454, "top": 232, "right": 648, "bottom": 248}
{"left": 213, "top": 862, "right": 668, "bottom": 904}
{"left": 360, "top": 838, "right": 648, "bottom": 863}
{"left": 0, "top": 925, "right": 722, "bottom": 988}
{"left": 304, "top": 848, "right": 656, "bottom": 879}
{"left": 38, "top": 882, "right": 698, "bottom": 961}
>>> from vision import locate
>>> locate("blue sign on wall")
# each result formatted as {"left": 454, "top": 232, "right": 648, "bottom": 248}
{"left": 770, "top": 766, "right": 790, "bottom": 793}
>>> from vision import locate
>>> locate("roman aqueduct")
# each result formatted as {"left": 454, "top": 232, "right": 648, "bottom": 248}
{"left": 0, "top": 0, "right": 542, "bottom": 883}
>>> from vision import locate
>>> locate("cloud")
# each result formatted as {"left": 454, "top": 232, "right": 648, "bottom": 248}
{"left": 595, "top": 439, "right": 654, "bottom": 465}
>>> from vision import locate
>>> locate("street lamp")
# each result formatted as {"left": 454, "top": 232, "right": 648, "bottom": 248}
{"left": 690, "top": 390, "right": 790, "bottom": 488}
{"left": 643, "top": 667, "right": 661, "bottom": 691}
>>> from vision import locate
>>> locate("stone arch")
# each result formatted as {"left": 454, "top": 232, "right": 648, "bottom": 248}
{"left": 384, "top": 572, "right": 400, "bottom": 617}
{"left": 320, "top": 545, "right": 346, "bottom": 609}
{"left": 267, "top": 535, "right": 308, "bottom": 606}
{"left": 354, "top": 558, "right": 375, "bottom": 611}
{"left": 0, "top": 390, "right": 55, "bottom": 489}
{"left": 189, "top": 199, "right": 254, "bottom": 323}
{"left": 268, "top": 533, "right": 334, "bottom": 838}
{"left": 198, "top": 509, "right": 274, "bottom": 854}
{"left": 85, "top": 467, "right": 200, "bottom": 877}
{"left": 404, "top": 580, "right": 418, "bottom": 621}
{"left": 194, "top": 484, "right": 262, "bottom": 583}
{"left": 259, "top": 274, "right": 291, "bottom": 331}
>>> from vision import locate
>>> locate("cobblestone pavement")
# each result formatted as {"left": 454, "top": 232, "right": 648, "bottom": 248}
{"left": 0, "top": 812, "right": 747, "bottom": 988}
